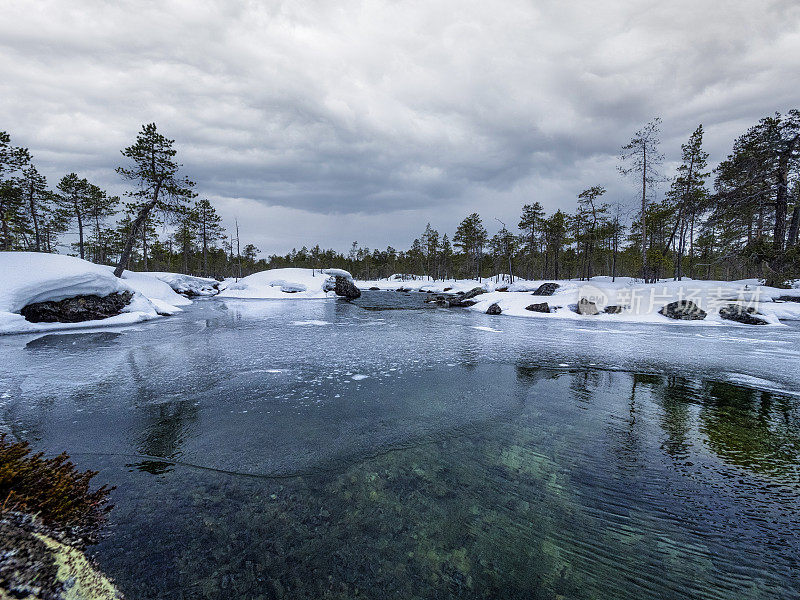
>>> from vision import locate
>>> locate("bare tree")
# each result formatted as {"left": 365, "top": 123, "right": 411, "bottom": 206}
{"left": 619, "top": 118, "right": 663, "bottom": 281}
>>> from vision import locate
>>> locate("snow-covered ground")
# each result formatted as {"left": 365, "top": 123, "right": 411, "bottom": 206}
{"left": 219, "top": 268, "right": 352, "bottom": 300}
{"left": 357, "top": 275, "right": 800, "bottom": 326}
{"left": 0, "top": 252, "right": 188, "bottom": 335}
{"left": 143, "top": 272, "right": 221, "bottom": 297}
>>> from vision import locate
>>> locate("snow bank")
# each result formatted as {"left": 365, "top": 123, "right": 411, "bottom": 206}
{"left": 218, "top": 268, "right": 351, "bottom": 300}
{"left": 0, "top": 252, "right": 182, "bottom": 335}
{"left": 357, "top": 274, "right": 800, "bottom": 325}
{"left": 143, "top": 272, "right": 221, "bottom": 297}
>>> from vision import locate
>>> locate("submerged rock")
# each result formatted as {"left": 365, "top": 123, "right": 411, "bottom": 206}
{"left": 719, "top": 304, "right": 769, "bottom": 325}
{"left": 577, "top": 298, "right": 599, "bottom": 315}
{"left": 659, "top": 300, "right": 707, "bottom": 320}
{"left": 486, "top": 303, "right": 502, "bottom": 315}
{"left": 532, "top": 282, "right": 560, "bottom": 296}
{"left": 20, "top": 292, "right": 133, "bottom": 323}
{"left": 334, "top": 276, "right": 361, "bottom": 299}
{"left": 525, "top": 302, "right": 550, "bottom": 313}
{"left": 604, "top": 305, "right": 624, "bottom": 314}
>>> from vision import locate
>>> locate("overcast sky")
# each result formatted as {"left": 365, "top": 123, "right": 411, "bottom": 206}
{"left": 2, "top": 0, "right": 799, "bottom": 255}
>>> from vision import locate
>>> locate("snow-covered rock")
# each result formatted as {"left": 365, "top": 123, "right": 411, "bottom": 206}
{"left": 218, "top": 268, "right": 352, "bottom": 300}
{"left": 143, "top": 272, "right": 221, "bottom": 297}
{"left": 357, "top": 274, "right": 800, "bottom": 325}
{"left": 0, "top": 252, "right": 183, "bottom": 335}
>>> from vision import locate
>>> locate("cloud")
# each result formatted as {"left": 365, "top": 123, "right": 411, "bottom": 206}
{"left": 2, "top": 0, "right": 799, "bottom": 253}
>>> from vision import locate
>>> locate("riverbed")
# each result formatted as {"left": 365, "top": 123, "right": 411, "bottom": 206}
{"left": 1, "top": 292, "right": 799, "bottom": 599}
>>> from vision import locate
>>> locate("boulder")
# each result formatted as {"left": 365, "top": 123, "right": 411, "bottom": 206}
{"left": 532, "top": 282, "right": 560, "bottom": 296}
{"left": 334, "top": 276, "right": 361, "bottom": 299}
{"left": 604, "top": 305, "right": 623, "bottom": 314}
{"left": 577, "top": 298, "right": 599, "bottom": 315}
{"left": 658, "top": 300, "right": 707, "bottom": 320}
{"left": 369, "top": 286, "right": 380, "bottom": 291}
{"left": 776, "top": 295, "right": 800, "bottom": 303}
{"left": 462, "top": 287, "right": 487, "bottom": 300}
{"left": 486, "top": 303, "right": 502, "bottom": 315}
{"left": 525, "top": 302, "right": 550, "bottom": 313}
{"left": 719, "top": 304, "right": 769, "bottom": 325}
{"left": 20, "top": 292, "right": 133, "bottom": 323}
{"left": 496, "top": 286, "right": 509, "bottom": 292}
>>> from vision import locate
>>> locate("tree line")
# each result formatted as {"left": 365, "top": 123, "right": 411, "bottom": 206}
{"left": 2, "top": 110, "right": 799, "bottom": 285}
{"left": 0, "top": 124, "right": 258, "bottom": 279}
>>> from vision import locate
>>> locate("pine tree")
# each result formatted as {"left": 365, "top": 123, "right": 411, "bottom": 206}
{"left": 195, "top": 198, "right": 223, "bottom": 276}
{"left": 55, "top": 173, "right": 93, "bottom": 260}
{"left": 20, "top": 165, "right": 49, "bottom": 252}
{"left": 114, "top": 123, "right": 195, "bottom": 277}
{"left": 518, "top": 202, "right": 544, "bottom": 278}
{"left": 0, "top": 131, "right": 31, "bottom": 250}
{"left": 454, "top": 213, "right": 487, "bottom": 280}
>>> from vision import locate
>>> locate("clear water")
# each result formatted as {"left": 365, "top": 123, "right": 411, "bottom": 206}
{"left": 1, "top": 292, "right": 799, "bottom": 599}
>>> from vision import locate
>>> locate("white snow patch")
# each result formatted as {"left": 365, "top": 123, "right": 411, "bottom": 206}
{"left": 290, "top": 320, "right": 331, "bottom": 326}
{"left": 472, "top": 325, "right": 502, "bottom": 333}
{"left": 351, "top": 374, "right": 369, "bottom": 380}
{"left": 219, "top": 268, "right": 350, "bottom": 300}
{"left": 0, "top": 252, "right": 181, "bottom": 335}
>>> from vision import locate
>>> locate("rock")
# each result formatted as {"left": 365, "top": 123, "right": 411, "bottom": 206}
{"left": 20, "top": 292, "right": 133, "bottom": 323}
{"left": 486, "top": 303, "right": 502, "bottom": 315}
{"left": 577, "top": 298, "right": 599, "bottom": 315}
{"left": 658, "top": 300, "right": 707, "bottom": 320}
{"left": 368, "top": 286, "right": 380, "bottom": 291}
{"left": 334, "top": 276, "right": 361, "bottom": 299}
{"left": 604, "top": 305, "right": 623, "bottom": 314}
{"left": 525, "top": 302, "right": 550, "bottom": 313}
{"left": 719, "top": 304, "right": 769, "bottom": 325}
{"left": 496, "top": 286, "right": 509, "bottom": 292}
{"left": 532, "top": 282, "right": 560, "bottom": 296}
{"left": 776, "top": 295, "right": 800, "bottom": 302}
{"left": 0, "top": 512, "right": 123, "bottom": 600}
{"left": 443, "top": 287, "right": 452, "bottom": 292}
{"left": 461, "top": 287, "right": 487, "bottom": 300}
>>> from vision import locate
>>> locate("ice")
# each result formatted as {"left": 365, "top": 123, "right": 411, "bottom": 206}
{"left": 472, "top": 325, "right": 502, "bottom": 332}
{"left": 291, "top": 320, "right": 331, "bottom": 326}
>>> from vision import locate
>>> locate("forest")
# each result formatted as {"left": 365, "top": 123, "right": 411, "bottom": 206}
{"left": 1, "top": 111, "right": 799, "bottom": 286}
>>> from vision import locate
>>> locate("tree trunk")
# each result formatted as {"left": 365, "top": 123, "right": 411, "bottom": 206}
{"left": 28, "top": 185, "right": 40, "bottom": 252}
{"left": 773, "top": 159, "right": 790, "bottom": 253}
{"left": 142, "top": 222, "right": 148, "bottom": 270}
{"left": 114, "top": 199, "right": 158, "bottom": 277}
{"left": 788, "top": 205, "right": 800, "bottom": 247}
{"left": 640, "top": 147, "right": 648, "bottom": 281}
{"left": 77, "top": 210, "right": 84, "bottom": 260}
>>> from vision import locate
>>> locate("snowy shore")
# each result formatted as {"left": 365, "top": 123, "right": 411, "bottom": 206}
{"left": 0, "top": 253, "right": 188, "bottom": 335}
{"left": 356, "top": 275, "right": 800, "bottom": 326}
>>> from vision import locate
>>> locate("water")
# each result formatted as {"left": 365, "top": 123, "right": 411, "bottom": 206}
{"left": 1, "top": 292, "right": 799, "bottom": 599}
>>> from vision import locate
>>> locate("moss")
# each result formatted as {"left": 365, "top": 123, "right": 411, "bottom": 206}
{"left": 0, "top": 434, "right": 113, "bottom": 547}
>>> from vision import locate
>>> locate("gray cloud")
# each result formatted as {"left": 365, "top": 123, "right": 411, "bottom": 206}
{"left": 2, "top": 0, "right": 799, "bottom": 253}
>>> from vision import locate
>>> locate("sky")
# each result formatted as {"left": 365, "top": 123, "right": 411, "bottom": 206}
{"left": 2, "top": 0, "right": 800, "bottom": 255}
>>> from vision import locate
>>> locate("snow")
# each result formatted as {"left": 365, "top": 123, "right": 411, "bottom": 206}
{"left": 0, "top": 252, "right": 185, "bottom": 335}
{"left": 356, "top": 275, "right": 800, "bottom": 326}
{"left": 143, "top": 272, "right": 221, "bottom": 297}
{"left": 218, "top": 268, "right": 352, "bottom": 300}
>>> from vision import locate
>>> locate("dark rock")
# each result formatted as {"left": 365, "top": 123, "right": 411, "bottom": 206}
{"left": 461, "top": 287, "right": 487, "bottom": 300}
{"left": 334, "top": 276, "right": 361, "bottom": 299}
{"left": 369, "top": 286, "right": 380, "bottom": 291}
{"left": 658, "top": 300, "right": 707, "bottom": 320}
{"left": 532, "top": 282, "right": 560, "bottom": 296}
{"left": 525, "top": 302, "right": 550, "bottom": 313}
{"left": 443, "top": 287, "right": 452, "bottom": 292}
{"left": 719, "top": 304, "right": 769, "bottom": 325}
{"left": 604, "top": 305, "right": 624, "bottom": 314}
{"left": 496, "top": 286, "right": 509, "bottom": 292}
{"left": 20, "top": 291, "right": 133, "bottom": 323}
{"left": 776, "top": 295, "right": 800, "bottom": 302}
{"left": 486, "top": 303, "right": 502, "bottom": 315}
{"left": 577, "top": 298, "right": 599, "bottom": 315}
